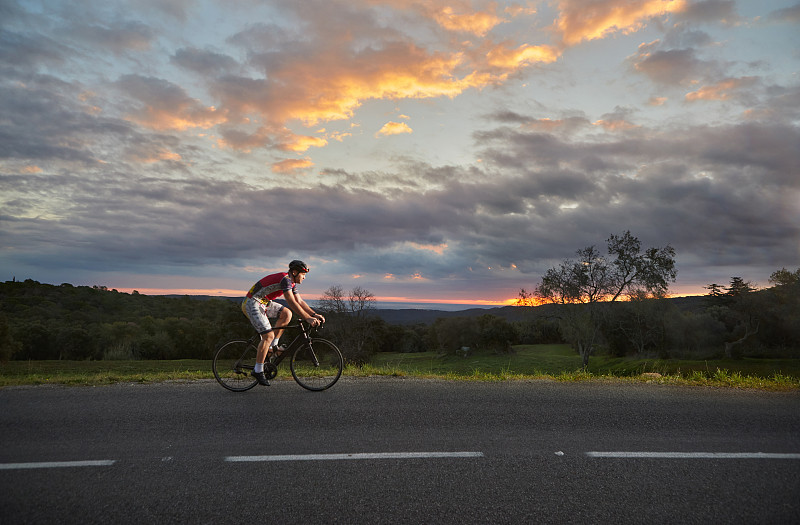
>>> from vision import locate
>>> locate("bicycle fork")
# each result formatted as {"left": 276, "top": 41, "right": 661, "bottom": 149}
{"left": 306, "top": 343, "right": 321, "bottom": 367}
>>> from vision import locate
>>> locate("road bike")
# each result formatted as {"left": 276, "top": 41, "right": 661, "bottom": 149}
{"left": 212, "top": 322, "right": 343, "bottom": 392}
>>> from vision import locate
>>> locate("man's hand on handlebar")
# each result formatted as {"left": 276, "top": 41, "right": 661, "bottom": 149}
{"left": 306, "top": 316, "right": 322, "bottom": 327}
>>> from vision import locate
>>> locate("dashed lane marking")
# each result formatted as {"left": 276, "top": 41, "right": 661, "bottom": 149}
{"left": 586, "top": 452, "right": 800, "bottom": 459}
{"left": 225, "top": 452, "right": 485, "bottom": 462}
{"left": 0, "top": 460, "right": 116, "bottom": 470}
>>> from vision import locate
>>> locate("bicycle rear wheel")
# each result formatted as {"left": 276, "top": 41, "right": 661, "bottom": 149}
{"left": 213, "top": 339, "right": 259, "bottom": 392}
{"left": 290, "top": 338, "right": 343, "bottom": 391}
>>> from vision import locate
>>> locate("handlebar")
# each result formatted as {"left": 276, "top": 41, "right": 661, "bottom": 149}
{"left": 272, "top": 319, "right": 324, "bottom": 331}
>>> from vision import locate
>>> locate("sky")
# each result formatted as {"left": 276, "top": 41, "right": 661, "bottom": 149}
{"left": 1, "top": 0, "right": 799, "bottom": 308}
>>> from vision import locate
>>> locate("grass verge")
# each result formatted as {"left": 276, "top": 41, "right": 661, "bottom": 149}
{"left": 1, "top": 345, "right": 798, "bottom": 390}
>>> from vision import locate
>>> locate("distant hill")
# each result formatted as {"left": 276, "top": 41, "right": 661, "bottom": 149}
{"left": 366, "top": 296, "right": 706, "bottom": 325}
{"left": 165, "top": 294, "right": 706, "bottom": 325}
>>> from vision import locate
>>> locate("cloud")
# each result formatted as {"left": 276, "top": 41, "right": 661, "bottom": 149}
{"left": 431, "top": 5, "right": 505, "bottom": 36}
{"left": 765, "top": 3, "right": 800, "bottom": 24}
{"left": 673, "top": 0, "right": 741, "bottom": 26}
{"left": 272, "top": 158, "right": 314, "bottom": 173}
{"left": 116, "top": 74, "right": 226, "bottom": 131}
{"left": 685, "top": 76, "right": 759, "bottom": 102}
{"left": 629, "top": 43, "right": 718, "bottom": 85}
{"left": 171, "top": 47, "right": 239, "bottom": 76}
{"left": 485, "top": 43, "right": 560, "bottom": 68}
{"left": 5, "top": 105, "right": 796, "bottom": 285}
{"left": 66, "top": 21, "right": 154, "bottom": 55}
{"left": 1, "top": 0, "right": 796, "bottom": 298}
{"left": 594, "top": 107, "right": 641, "bottom": 132}
{"left": 376, "top": 121, "right": 413, "bottom": 137}
{"left": 553, "top": 0, "right": 688, "bottom": 46}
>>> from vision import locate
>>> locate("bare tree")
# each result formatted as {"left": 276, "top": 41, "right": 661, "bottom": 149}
{"left": 318, "top": 285, "right": 377, "bottom": 363}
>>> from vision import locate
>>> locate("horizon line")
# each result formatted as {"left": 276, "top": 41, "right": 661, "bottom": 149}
{"left": 112, "top": 287, "right": 704, "bottom": 306}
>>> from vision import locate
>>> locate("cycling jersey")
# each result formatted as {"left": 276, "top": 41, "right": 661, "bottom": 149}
{"left": 242, "top": 272, "right": 296, "bottom": 334}
{"left": 246, "top": 272, "right": 295, "bottom": 303}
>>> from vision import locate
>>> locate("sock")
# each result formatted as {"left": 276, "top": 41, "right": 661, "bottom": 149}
{"left": 254, "top": 362, "right": 264, "bottom": 373}
{"left": 270, "top": 338, "right": 280, "bottom": 348}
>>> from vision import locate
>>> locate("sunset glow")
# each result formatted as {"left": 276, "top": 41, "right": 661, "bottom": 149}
{"left": 2, "top": 0, "right": 796, "bottom": 307}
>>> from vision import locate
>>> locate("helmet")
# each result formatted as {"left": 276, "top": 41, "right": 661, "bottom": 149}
{"left": 289, "top": 259, "right": 309, "bottom": 273}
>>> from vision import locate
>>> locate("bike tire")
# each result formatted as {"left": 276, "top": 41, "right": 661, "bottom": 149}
{"left": 212, "top": 339, "right": 259, "bottom": 392}
{"left": 290, "top": 338, "right": 343, "bottom": 391}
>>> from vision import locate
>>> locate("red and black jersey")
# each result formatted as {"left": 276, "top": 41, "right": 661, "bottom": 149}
{"left": 246, "top": 272, "right": 295, "bottom": 302}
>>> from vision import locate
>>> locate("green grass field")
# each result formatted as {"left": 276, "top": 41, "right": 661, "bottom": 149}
{"left": 1, "top": 344, "right": 798, "bottom": 390}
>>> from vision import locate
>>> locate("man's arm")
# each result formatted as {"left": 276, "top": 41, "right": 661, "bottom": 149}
{"left": 283, "top": 291, "right": 324, "bottom": 325}
{"left": 296, "top": 293, "right": 325, "bottom": 323}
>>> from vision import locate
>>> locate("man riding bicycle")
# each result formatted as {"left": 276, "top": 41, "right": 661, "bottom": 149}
{"left": 242, "top": 260, "right": 325, "bottom": 386}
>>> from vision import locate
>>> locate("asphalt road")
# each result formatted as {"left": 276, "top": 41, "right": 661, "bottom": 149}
{"left": 1, "top": 378, "right": 799, "bottom": 524}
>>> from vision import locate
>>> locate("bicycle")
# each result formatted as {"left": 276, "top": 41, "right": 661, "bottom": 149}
{"left": 212, "top": 322, "right": 343, "bottom": 392}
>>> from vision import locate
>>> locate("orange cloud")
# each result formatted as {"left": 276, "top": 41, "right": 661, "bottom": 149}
{"left": 486, "top": 43, "right": 560, "bottom": 68}
{"left": 594, "top": 118, "right": 640, "bottom": 132}
{"left": 130, "top": 104, "right": 224, "bottom": 131}
{"left": 407, "top": 241, "right": 448, "bottom": 255}
{"left": 282, "top": 134, "right": 328, "bottom": 152}
{"left": 376, "top": 121, "right": 413, "bottom": 137}
{"left": 554, "top": 0, "right": 688, "bottom": 46}
{"left": 432, "top": 5, "right": 504, "bottom": 36}
{"left": 263, "top": 49, "right": 472, "bottom": 128}
{"left": 272, "top": 157, "right": 314, "bottom": 174}
{"left": 685, "top": 77, "right": 758, "bottom": 102}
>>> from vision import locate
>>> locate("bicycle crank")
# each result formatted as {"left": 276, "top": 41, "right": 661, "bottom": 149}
{"left": 264, "top": 362, "right": 278, "bottom": 380}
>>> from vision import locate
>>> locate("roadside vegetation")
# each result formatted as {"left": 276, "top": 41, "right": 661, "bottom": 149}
{"left": 1, "top": 345, "right": 797, "bottom": 391}
{"left": 1, "top": 231, "right": 798, "bottom": 391}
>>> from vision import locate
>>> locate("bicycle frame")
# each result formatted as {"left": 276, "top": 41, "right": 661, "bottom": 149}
{"left": 266, "top": 322, "right": 314, "bottom": 367}
{"left": 213, "top": 320, "right": 343, "bottom": 391}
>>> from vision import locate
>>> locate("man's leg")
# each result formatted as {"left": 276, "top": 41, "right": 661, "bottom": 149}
{"left": 269, "top": 307, "right": 293, "bottom": 359}
{"left": 256, "top": 331, "right": 275, "bottom": 366}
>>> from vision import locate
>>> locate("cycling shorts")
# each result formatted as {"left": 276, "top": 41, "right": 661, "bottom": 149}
{"left": 242, "top": 297, "right": 285, "bottom": 335}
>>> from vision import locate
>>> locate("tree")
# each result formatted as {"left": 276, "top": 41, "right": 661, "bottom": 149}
{"left": 610, "top": 290, "right": 671, "bottom": 357}
{"left": 769, "top": 267, "right": 800, "bottom": 288}
{"left": 529, "top": 231, "right": 677, "bottom": 367}
{"left": 764, "top": 268, "right": 800, "bottom": 352}
{"left": 606, "top": 231, "right": 676, "bottom": 301}
{"left": 318, "top": 285, "right": 378, "bottom": 363}
{"left": 705, "top": 277, "right": 760, "bottom": 358}
{"left": 0, "top": 314, "right": 21, "bottom": 363}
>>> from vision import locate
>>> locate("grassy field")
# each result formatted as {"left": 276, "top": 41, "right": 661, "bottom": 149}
{"left": 369, "top": 345, "right": 800, "bottom": 390}
{"left": 1, "top": 345, "right": 798, "bottom": 390}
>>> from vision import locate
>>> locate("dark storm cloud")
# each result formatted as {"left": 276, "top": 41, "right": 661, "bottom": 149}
{"left": 468, "top": 116, "right": 800, "bottom": 277}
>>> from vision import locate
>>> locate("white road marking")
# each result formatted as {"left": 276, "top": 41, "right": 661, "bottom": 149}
{"left": 586, "top": 452, "right": 800, "bottom": 459}
{"left": 225, "top": 451, "right": 484, "bottom": 462}
{"left": 0, "top": 460, "right": 116, "bottom": 470}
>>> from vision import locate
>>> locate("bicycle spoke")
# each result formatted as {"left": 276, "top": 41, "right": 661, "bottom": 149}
{"left": 212, "top": 340, "right": 259, "bottom": 392}
{"left": 290, "top": 339, "right": 343, "bottom": 391}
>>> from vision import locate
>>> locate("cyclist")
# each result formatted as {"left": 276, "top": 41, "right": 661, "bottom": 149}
{"left": 242, "top": 260, "right": 326, "bottom": 386}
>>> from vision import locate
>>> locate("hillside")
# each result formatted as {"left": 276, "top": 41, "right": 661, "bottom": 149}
{"left": 368, "top": 297, "right": 706, "bottom": 325}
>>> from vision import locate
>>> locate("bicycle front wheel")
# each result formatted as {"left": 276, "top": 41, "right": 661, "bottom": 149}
{"left": 290, "top": 338, "right": 343, "bottom": 391}
{"left": 213, "top": 339, "right": 259, "bottom": 392}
